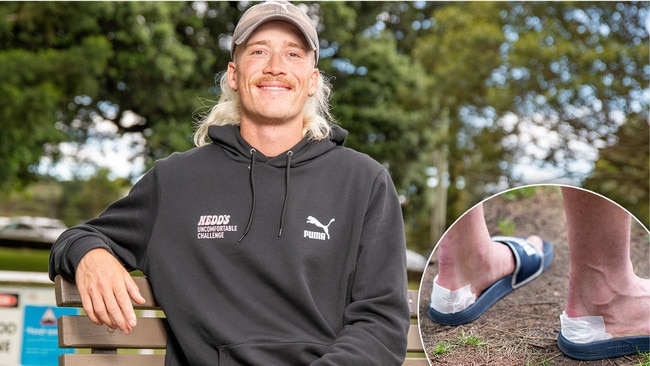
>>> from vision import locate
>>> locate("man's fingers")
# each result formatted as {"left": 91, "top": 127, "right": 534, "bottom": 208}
{"left": 80, "top": 293, "right": 102, "bottom": 326}
{"left": 125, "top": 275, "right": 147, "bottom": 305}
{"left": 75, "top": 248, "right": 138, "bottom": 334}
{"left": 122, "top": 275, "right": 146, "bottom": 329}
{"left": 81, "top": 285, "right": 117, "bottom": 329}
{"left": 103, "top": 289, "right": 132, "bottom": 334}
{"left": 113, "top": 276, "right": 140, "bottom": 331}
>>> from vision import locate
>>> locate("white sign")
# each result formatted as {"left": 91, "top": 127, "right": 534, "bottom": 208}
{"left": 0, "top": 275, "right": 77, "bottom": 366}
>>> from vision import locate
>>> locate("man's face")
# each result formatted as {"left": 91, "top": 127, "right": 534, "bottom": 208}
{"left": 228, "top": 20, "right": 319, "bottom": 128}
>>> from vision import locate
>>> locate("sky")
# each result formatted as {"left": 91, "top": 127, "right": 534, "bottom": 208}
{"left": 38, "top": 119, "right": 147, "bottom": 182}
{"left": 38, "top": 115, "right": 595, "bottom": 188}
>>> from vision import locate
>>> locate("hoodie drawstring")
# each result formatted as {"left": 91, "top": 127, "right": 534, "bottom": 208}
{"left": 238, "top": 149, "right": 293, "bottom": 242}
{"left": 239, "top": 148, "right": 257, "bottom": 242}
{"left": 278, "top": 151, "right": 293, "bottom": 237}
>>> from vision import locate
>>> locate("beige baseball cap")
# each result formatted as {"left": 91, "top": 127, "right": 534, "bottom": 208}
{"left": 231, "top": 1, "right": 319, "bottom": 65}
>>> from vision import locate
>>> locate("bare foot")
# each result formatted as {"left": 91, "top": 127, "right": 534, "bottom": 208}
{"left": 565, "top": 272, "right": 650, "bottom": 339}
{"left": 560, "top": 185, "right": 649, "bottom": 339}
{"left": 436, "top": 235, "right": 545, "bottom": 298}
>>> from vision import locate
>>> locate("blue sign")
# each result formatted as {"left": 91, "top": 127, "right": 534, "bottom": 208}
{"left": 21, "top": 305, "right": 78, "bottom": 366}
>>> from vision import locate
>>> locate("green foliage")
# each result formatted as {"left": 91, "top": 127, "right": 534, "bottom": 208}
{"left": 495, "top": 2, "right": 648, "bottom": 179}
{"left": 525, "top": 357, "right": 557, "bottom": 366}
{"left": 0, "top": 179, "right": 61, "bottom": 218}
{"left": 329, "top": 24, "right": 435, "bottom": 252}
{"left": 456, "top": 330, "right": 487, "bottom": 347}
{"left": 428, "top": 330, "right": 487, "bottom": 358}
{"left": 0, "top": 2, "right": 213, "bottom": 190}
{"left": 411, "top": 1, "right": 648, "bottom": 234}
{"left": 0, "top": 169, "right": 128, "bottom": 226}
{"left": 634, "top": 351, "right": 650, "bottom": 366}
{"left": 57, "top": 168, "right": 130, "bottom": 226}
{"left": 500, "top": 186, "right": 540, "bottom": 201}
{"left": 584, "top": 119, "right": 649, "bottom": 227}
{"left": 413, "top": 2, "right": 514, "bottom": 225}
{"left": 0, "top": 32, "right": 112, "bottom": 190}
{"left": 497, "top": 218, "right": 516, "bottom": 236}
{"left": 428, "top": 340, "right": 453, "bottom": 355}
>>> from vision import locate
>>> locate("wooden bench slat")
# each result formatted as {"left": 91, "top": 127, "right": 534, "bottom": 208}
{"left": 55, "top": 275, "right": 159, "bottom": 309}
{"left": 407, "top": 289, "right": 418, "bottom": 316}
{"left": 59, "top": 354, "right": 164, "bottom": 366}
{"left": 59, "top": 354, "right": 428, "bottom": 366}
{"left": 401, "top": 358, "right": 430, "bottom": 366}
{"left": 54, "top": 276, "right": 428, "bottom": 365}
{"left": 406, "top": 324, "right": 423, "bottom": 352}
{"left": 58, "top": 316, "right": 167, "bottom": 349}
{"left": 406, "top": 289, "right": 425, "bottom": 354}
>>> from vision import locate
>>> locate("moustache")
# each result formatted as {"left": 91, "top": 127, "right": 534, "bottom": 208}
{"left": 252, "top": 77, "right": 296, "bottom": 89}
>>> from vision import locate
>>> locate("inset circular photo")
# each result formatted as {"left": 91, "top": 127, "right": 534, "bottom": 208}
{"left": 418, "top": 184, "right": 649, "bottom": 365}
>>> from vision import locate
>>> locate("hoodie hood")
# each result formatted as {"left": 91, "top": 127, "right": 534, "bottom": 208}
{"left": 207, "top": 124, "right": 347, "bottom": 167}
{"left": 206, "top": 124, "right": 348, "bottom": 241}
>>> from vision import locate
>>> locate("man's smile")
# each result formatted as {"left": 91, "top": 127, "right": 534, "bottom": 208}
{"left": 254, "top": 77, "right": 295, "bottom": 92}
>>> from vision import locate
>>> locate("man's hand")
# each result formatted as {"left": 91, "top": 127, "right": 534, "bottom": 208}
{"left": 75, "top": 248, "right": 146, "bottom": 334}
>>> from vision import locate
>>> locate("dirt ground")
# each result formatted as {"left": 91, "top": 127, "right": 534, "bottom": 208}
{"left": 417, "top": 185, "right": 650, "bottom": 366}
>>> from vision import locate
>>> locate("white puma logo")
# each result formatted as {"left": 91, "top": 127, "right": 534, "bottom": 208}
{"left": 306, "top": 216, "right": 335, "bottom": 240}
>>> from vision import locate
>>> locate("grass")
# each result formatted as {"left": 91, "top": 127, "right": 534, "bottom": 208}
{"left": 0, "top": 247, "right": 50, "bottom": 272}
{"left": 497, "top": 217, "right": 516, "bottom": 236}
{"left": 500, "top": 186, "right": 540, "bottom": 201}
{"left": 0, "top": 247, "right": 151, "bottom": 278}
{"left": 457, "top": 329, "right": 487, "bottom": 347}
{"left": 429, "top": 340, "right": 454, "bottom": 355}
{"left": 525, "top": 357, "right": 556, "bottom": 366}
{"left": 429, "top": 330, "right": 488, "bottom": 358}
{"left": 635, "top": 351, "right": 650, "bottom": 366}
{"left": 499, "top": 185, "right": 559, "bottom": 202}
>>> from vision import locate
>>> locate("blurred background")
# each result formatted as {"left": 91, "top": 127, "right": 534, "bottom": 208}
{"left": 0, "top": 1, "right": 648, "bottom": 266}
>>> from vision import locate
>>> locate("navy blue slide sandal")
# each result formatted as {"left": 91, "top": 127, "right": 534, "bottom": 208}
{"left": 428, "top": 236, "right": 554, "bottom": 326}
{"left": 558, "top": 331, "right": 650, "bottom": 360}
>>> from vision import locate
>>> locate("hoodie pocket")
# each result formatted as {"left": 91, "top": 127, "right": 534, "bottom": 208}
{"left": 218, "top": 341, "right": 329, "bottom": 365}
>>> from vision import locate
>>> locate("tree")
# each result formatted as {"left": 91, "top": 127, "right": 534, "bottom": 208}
{"left": 327, "top": 27, "right": 435, "bottom": 253}
{"left": 0, "top": 3, "right": 113, "bottom": 190}
{"left": 0, "top": 2, "right": 238, "bottom": 188}
{"left": 583, "top": 119, "right": 649, "bottom": 227}
{"left": 57, "top": 168, "right": 130, "bottom": 226}
{"left": 412, "top": 1, "right": 648, "bottom": 233}
{"left": 494, "top": 2, "right": 648, "bottom": 183}
{"left": 412, "top": 2, "right": 514, "bottom": 236}
{"left": 0, "top": 169, "right": 128, "bottom": 225}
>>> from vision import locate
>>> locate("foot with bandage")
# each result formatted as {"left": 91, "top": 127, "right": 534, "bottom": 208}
{"left": 427, "top": 187, "right": 650, "bottom": 360}
{"left": 557, "top": 187, "right": 650, "bottom": 360}
{"left": 427, "top": 203, "right": 551, "bottom": 326}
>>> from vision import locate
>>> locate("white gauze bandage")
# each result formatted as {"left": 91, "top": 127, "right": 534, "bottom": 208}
{"left": 560, "top": 310, "right": 612, "bottom": 344}
{"left": 429, "top": 275, "right": 477, "bottom": 314}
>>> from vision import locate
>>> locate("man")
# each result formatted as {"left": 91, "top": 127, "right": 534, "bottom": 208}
{"left": 49, "top": 1, "right": 410, "bottom": 365}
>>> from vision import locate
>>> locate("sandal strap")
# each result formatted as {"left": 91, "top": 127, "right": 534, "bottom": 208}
{"left": 492, "top": 236, "right": 544, "bottom": 289}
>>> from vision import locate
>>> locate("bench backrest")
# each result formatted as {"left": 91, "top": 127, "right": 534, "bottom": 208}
{"left": 54, "top": 275, "right": 426, "bottom": 366}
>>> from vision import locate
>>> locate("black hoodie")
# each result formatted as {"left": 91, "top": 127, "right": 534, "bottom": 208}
{"left": 49, "top": 125, "right": 410, "bottom": 365}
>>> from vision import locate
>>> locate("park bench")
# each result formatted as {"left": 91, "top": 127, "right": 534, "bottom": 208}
{"left": 54, "top": 275, "right": 427, "bottom": 366}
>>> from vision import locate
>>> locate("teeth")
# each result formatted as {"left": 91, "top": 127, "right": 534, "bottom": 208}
{"left": 261, "top": 86, "right": 288, "bottom": 91}
{"left": 260, "top": 86, "right": 289, "bottom": 91}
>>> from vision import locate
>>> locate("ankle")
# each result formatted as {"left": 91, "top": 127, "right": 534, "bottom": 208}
{"left": 436, "top": 239, "right": 514, "bottom": 294}
{"left": 565, "top": 276, "right": 650, "bottom": 338}
{"left": 565, "top": 262, "right": 636, "bottom": 317}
